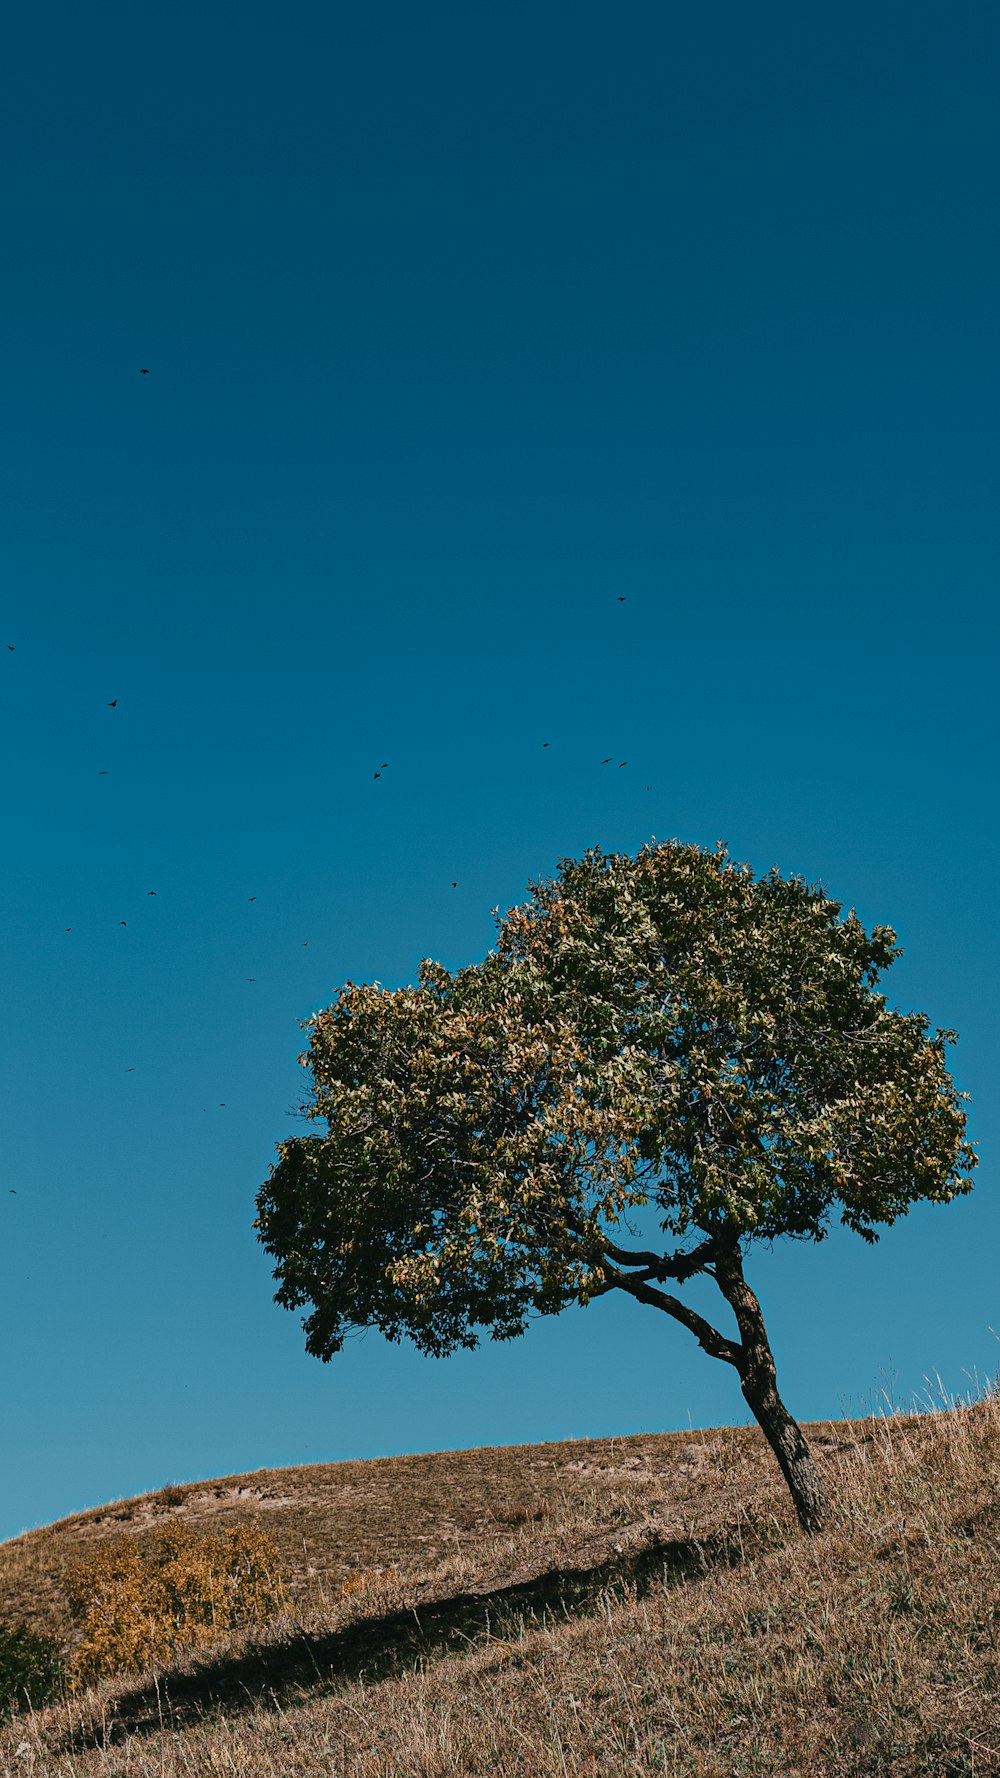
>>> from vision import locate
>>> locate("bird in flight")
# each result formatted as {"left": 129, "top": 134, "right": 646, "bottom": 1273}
{"left": 247, "top": 897, "right": 257, "bottom": 902}
{"left": 148, "top": 890, "right": 157, "bottom": 896}
{"left": 617, "top": 596, "right": 626, "bottom": 602}
{"left": 542, "top": 742, "right": 550, "bottom": 748}
{"left": 451, "top": 881, "right": 458, "bottom": 888}
{"left": 120, "top": 920, "right": 127, "bottom": 927}
{"left": 140, "top": 368, "right": 149, "bottom": 375}
{"left": 601, "top": 757, "right": 612, "bottom": 764}
{"left": 6, "top": 645, "right": 13, "bottom": 651}
{"left": 98, "top": 770, "right": 108, "bottom": 776}
{"left": 125, "top": 1068, "right": 135, "bottom": 1073}
{"left": 618, "top": 760, "right": 628, "bottom": 767}
{"left": 246, "top": 978, "right": 256, "bottom": 983}
{"left": 373, "top": 772, "right": 381, "bottom": 780}
{"left": 65, "top": 927, "right": 71, "bottom": 932}
{"left": 107, "top": 699, "right": 118, "bottom": 708}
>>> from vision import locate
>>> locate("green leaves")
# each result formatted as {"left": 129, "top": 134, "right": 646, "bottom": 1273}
{"left": 255, "top": 839, "right": 976, "bottom": 1357}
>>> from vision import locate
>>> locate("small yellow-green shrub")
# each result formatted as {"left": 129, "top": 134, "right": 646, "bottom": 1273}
{"left": 65, "top": 1521, "right": 288, "bottom": 1684}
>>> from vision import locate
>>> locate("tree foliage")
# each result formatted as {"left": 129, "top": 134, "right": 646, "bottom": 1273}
{"left": 256, "top": 840, "right": 975, "bottom": 1366}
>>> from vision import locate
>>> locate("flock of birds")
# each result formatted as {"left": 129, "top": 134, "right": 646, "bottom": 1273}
{"left": 6, "top": 392, "right": 647, "bottom": 1123}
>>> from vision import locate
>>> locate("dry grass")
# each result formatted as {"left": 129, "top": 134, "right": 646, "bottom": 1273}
{"left": 1, "top": 1378, "right": 998, "bottom": 1775}
{"left": 64, "top": 1522, "right": 288, "bottom": 1685}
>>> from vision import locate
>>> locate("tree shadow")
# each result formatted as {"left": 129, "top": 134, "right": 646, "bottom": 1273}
{"left": 61, "top": 1525, "right": 763, "bottom": 1752}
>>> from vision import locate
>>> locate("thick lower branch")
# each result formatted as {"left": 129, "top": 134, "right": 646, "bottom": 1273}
{"left": 594, "top": 1262, "right": 741, "bottom": 1367}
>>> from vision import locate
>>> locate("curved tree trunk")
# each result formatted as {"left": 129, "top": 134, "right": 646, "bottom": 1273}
{"left": 595, "top": 1233, "right": 833, "bottom": 1534}
{"left": 714, "top": 1246, "right": 831, "bottom": 1535}
{"left": 736, "top": 1358, "right": 830, "bottom": 1534}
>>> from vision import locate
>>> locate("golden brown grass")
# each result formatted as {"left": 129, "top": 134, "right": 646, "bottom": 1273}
{"left": 1, "top": 1382, "right": 998, "bottom": 1775}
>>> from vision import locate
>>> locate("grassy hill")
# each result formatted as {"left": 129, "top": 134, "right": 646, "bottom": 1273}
{"left": 1, "top": 1391, "right": 998, "bottom": 1776}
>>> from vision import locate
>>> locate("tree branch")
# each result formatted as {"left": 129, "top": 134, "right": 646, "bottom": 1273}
{"left": 599, "top": 1238, "right": 676, "bottom": 1270}
{"left": 593, "top": 1262, "right": 742, "bottom": 1367}
{"left": 599, "top": 1229, "right": 732, "bottom": 1283}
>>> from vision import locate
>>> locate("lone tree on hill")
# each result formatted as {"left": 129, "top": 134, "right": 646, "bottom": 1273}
{"left": 255, "top": 840, "right": 976, "bottom": 1534}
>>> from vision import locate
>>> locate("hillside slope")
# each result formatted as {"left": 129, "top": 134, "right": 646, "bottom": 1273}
{"left": 1, "top": 1398, "right": 998, "bottom": 1776}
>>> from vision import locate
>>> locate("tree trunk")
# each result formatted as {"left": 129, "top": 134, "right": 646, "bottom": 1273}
{"left": 737, "top": 1362, "right": 831, "bottom": 1534}
{"left": 714, "top": 1245, "right": 832, "bottom": 1534}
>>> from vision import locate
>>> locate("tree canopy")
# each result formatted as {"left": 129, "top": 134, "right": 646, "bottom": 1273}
{"left": 255, "top": 839, "right": 976, "bottom": 1531}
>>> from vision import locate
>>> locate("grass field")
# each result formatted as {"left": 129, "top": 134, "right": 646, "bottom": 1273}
{"left": 1, "top": 1380, "right": 998, "bottom": 1776}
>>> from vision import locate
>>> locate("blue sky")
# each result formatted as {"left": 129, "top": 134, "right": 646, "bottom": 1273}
{"left": 1, "top": 0, "right": 997, "bottom": 1542}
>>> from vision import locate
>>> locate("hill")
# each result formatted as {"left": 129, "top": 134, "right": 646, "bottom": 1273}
{"left": 1, "top": 1395, "right": 998, "bottom": 1776}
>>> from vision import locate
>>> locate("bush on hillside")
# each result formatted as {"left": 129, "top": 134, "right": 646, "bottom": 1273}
{"left": 0, "top": 1619, "right": 66, "bottom": 1719}
{"left": 65, "top": 1521, "right": 288, "bottom": 1684}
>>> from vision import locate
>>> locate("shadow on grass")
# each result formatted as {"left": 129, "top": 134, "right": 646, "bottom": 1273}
{"left": 61, "top": 1524, "right": 774, "bottom": 1751}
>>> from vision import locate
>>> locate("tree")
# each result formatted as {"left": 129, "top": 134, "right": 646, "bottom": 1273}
{"left": 255, "top": 840, "right": 976, "bottom": 1533}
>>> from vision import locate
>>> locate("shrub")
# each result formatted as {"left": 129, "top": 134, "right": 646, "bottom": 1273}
{"left": 65, "top": 1521, "right": 288, "bottom": 1684}
{"left": 0, "top": 1620, "right": 66, "bottom": 1720}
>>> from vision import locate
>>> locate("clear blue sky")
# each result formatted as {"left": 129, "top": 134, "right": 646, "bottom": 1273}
{"left": 1, "top": 0, "right": 996, "bottom": 1542}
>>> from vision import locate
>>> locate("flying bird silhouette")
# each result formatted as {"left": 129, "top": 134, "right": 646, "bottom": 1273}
{"left": 617, "top": 596, "right": 626, "bottom": 602}
{"left": 65, "top": 928, "right": 71, "bottom": 932}
{"left": 120, "top": 920, "right": 127, "bottom": 927}
{"left": 542, "top": 742, "right": 550, "bottom": 747}
{"left": 451, "top": 881, "right": 458, "bottom": 888}
{"left": 618, "top": 761, "right": 628, "bottom": 767}
{"left": 247, "top": 897, "right": 257, "bottom": 902}
{"left": 98, "top": 770, "right": 108, "bottom": 775}
{"left": 148, "top": 890, "right": 157, "bottom": 896}
{"left": 601, "top": 757, "right": 612, "bottom": 764}
{"left": 373, "top": 772, "right": 381, "bottom": 779}
{"left": 6, "top": 645, "right": 13, "bottom": 651}
{"left": 125, "top": 1068, "right": 135, "bottom": 1073}
{"left": 107, "top": 699, "right": 118, "bottom": 708}
{"left": 140, "top": 368, "right": 149, "bottom": 375}
{"left": 246, "top": 978, "right": 256, "bottom": 982}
